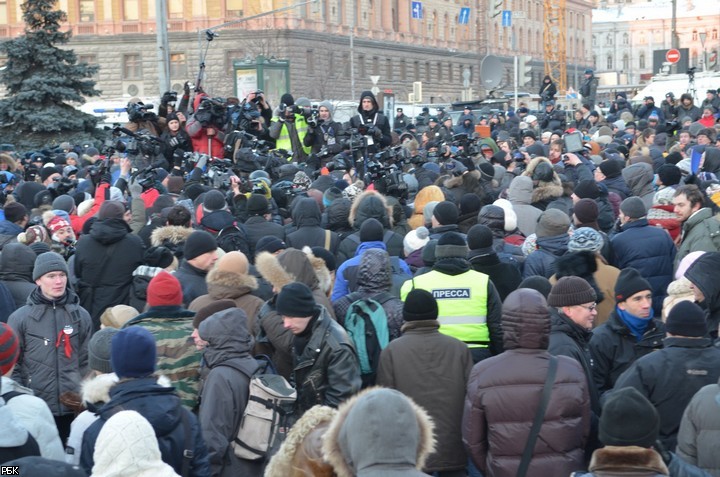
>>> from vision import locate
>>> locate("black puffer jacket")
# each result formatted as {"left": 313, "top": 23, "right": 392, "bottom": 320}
{"left": 74, "top": 218, "right": 145, "bottom": 329}
{"left": 467, "top": 250, "right": 522, "bottom": 301}
{"left": 0, "top": 242, "right": 37, "bottom": 309}
{"left": 174, "top": 260, "right": 209, "bottom": 307}
{"left": 243, "top": 215, "right": 285, "bottom": 260}
{"left": 589, "top": 309, "right": 665, "bottom": 395}
{"left": 322, "top": 198, "right": 353, "bottom": 240}
{"left": 286, "top": 198, "right": 340, "bottom": 254}
{"left": 684, "top": 253, "right": 720, "bottom": 339}
{"left": 477, "top": 205, "right": 525, "bottom": 266}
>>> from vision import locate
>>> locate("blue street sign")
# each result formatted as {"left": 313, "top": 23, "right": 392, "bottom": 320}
{"left": 411, "top": 1, "right": 423, "bottom": 19}
{"left": 501, "top": 10, "right": 511, "bottom": 27}
{"left": 458, "top": 7, "right": 470, "bottom": 25}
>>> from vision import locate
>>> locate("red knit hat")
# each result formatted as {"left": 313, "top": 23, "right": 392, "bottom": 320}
{"left": 0, "top": 323, "right": 20, "bottom": 376}
{"left": 147, "top": 271, "right": 183, "bottom": 307}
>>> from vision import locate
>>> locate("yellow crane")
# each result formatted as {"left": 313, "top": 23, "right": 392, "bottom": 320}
{"left": 544, "top": 0, "right": 567, "bottom": 92}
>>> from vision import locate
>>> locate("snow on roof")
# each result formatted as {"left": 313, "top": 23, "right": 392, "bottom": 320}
{"left": 593, "top": 1, "right": 720, "bottom": 24}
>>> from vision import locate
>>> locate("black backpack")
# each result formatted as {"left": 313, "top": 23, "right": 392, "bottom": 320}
{"left": 216, "top": 224, "right": 251, "bottom": 256}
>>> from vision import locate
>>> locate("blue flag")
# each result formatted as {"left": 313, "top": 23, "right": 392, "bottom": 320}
{"left": 691, "top": 148, "right": 703, "bottom": 174}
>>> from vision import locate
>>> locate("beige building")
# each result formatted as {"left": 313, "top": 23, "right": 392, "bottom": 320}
{"left": 0, "top": 0, "right": 592, "bottom": 103}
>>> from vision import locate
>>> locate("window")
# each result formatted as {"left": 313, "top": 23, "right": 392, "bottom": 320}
{"left": 386, "top": 58, "right": 392, "bottom": 81}
{"left": 713, "top": 29, "right": 718, "bottom": 40}
{"left": 168, "top": 0, "right": 183, "bottom": 19}
{"left": 226, "top": 0, "right": 243, "bottom": 17}
{"left": 306, "top": 49, "right": 315, "bottom": 73}
{"left": 123, "top": 0, "right": 139, "bottom": 21}
{"left": 622, "top": 32, "right": 628, "bottom": 45}
{"left": 639, "top": 31, "right": 646, "bottom": 45}
{"left": 400, "top": 60, "right": 406, "bottom": 81}
{"left": 448, "top": 62, "right": 453, "bottom": 82}
{"left": 123, "top": 53, "right": 142, "bottom": 79}
{"left": 342, "top": 53, "right": 350, "bottom": 78}
{"left": 622, "top": 54, "right": 629, "bottom": 71}
{"left": 425, "top": 61, "right": 431, "bottom": 82}
{"left": 593, "top": 55, "right": 597, "bottom": 69}
{"left": 437, "top": 61, "right": 442, "bottom": 79}
{"left": 606, "top": 55, "right": 613, "bottom": 70}
{"left": 79, "top": 0, "right": 95, "bottom": 22}
{"left": 606, "top": 33, "right": 613, "bottom": 46}
{"left": 358, "top": 54, "right": 365, "bottom": 77}
{"left": 170, "top": 53, "right": 187, "bottom": 77}
{"left": 414, "top": 61, "right": 419, "bottom": 80}
{"left": 372, "top": 56, "right": 379, "bottom": 75}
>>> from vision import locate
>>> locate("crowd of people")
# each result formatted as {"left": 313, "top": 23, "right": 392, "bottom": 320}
{"left": 0, "top": 77, "right": 719, "bottom": 477}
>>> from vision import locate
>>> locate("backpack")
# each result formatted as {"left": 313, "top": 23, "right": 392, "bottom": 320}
{"left": 343, "top": 292, "right": 393, "bottom": 387}
{"left": 222, "top": 355, "right": 297, "bottom": 462}
{"left": 216, "top": 224, "right": 251, "bottom": 256}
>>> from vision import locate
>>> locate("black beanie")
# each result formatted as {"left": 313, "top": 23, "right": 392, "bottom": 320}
{"left": 573, "top": 179, "right": 600, "bottom": 200}
{"left": 467, "top": 224, "right": 494, "bottom": 252}
{"left": 666, "top": 301, "right": 707, "bottom": 337}
{"left": 276, "top": 282, "right": 317, "bottom": 317}
{"left": 280, "top": 93, "right": 295, "bottom": 106}
{"left": 664, "top": 151, "right": 683, "bottom": 165}
{"left": 599, "top": 387, "right": 659, "bottom": 448}
{"left": 184, "top": 230, "right": 218, "bottom": 261}
{"left": 614, "top": 268, "right": 652, "bottom": 303}
{"left": 435, "top": 232, "right": 468, "bottom": 259}
{"left": 360, "top": 218, "right": 384, "bottom": 242}
{"left": 519, "top": 276, "right": 552, "bottom": 298}
{"left": 433, "top": 201, "right": 459, "bottom": 226}
{"left": 403, "top": 289, "right": 438, "bottom": 321}
{"left": 246, "top": 194, "right": 270, "bottom": 216}
{"left": 656, "top": 164, "right": 681, "bottom": 186}
{"left": 460, "top": 193, "right": 482, "bottom": 215}
{"left": 598, "top": 160, "right": 624, "bottom": 179}
{"left": 143, "top": 246, "right": 174, "bottom": 269}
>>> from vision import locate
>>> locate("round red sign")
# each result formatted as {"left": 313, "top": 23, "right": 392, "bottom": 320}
{"left": 666, "top": 49, "right": 681, "bottom": 64}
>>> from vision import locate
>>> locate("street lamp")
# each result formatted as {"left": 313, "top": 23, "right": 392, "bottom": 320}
{"left": 699, "top": 31, "right": 707, "bottom": 72}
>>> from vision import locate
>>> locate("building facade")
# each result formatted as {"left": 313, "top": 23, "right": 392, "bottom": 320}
{"left": 0, "top": 0, "right": 592, "bottom": 103}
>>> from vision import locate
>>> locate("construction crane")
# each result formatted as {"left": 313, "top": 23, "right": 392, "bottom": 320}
{"left": 544, "top": 0, "right": 567, "bottom": 92}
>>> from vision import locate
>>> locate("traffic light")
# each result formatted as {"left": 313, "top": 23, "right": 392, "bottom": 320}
{"left": 490, "top": 0, "right": 503, "bottom": 18}
{"left": 518, "top": 55, "right": 532, "bottom": 86}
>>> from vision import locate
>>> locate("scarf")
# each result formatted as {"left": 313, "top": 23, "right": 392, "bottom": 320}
{"left": 616, "top": 306, "right": 652, "bottom": 342}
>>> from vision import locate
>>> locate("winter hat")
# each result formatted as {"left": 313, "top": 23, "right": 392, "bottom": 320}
{"left": 519, "top": 276, "right": 552, "bottom": 298}
{"left": 255, "top": 236, "right": 286, "bottom": 255}
{"left": 531, "top": 161, "right": 554, "bottom": 182}
{"left": 620, "top": 196, "right": 647, "bottom": 219}
{"left": 435, "top": 232, "right": 468, "bottom": 259}
{"left": 111, "top": 327, "right": 157, "bottom": 378}
{"left": 97, "top": 200, "right": 126, "bottom": 220}
{"left": 676, "top": 251, "right": 706, "bottom": 280}
{"left": 45, "top": 212, "right": 71, "bottom": 235}
{"left": 143, "top": 246, "right": 174, "bottom": 269}
{"left": 246, "top": 194, "right": 270, "bottom": 216}
{"left": 467, "top": 224, "right": 494, "bottom": 254}
{"left": 403, "top": 289, "right": 438, "bottom": 322}
{"left": 39, "top": 166, "right": 61, "bottom": 183}
{"left": 100, "top": 304, "right": 139, "bottom": 329}
{"left": 599, "top": 387, "right": 660, "bottom": 448}
{"left": 184, "top": 230, "right": 217, "bottom": 261}
{"left": 493, "top": 198, "right": 518, "bottom": 232}
{"left": 293, "top": 171, "right": 312, "bottom": 191}
{"left": 666, "top": 301, "right": 707, "bottom": 338}
{"left": 568, "top": 227, "right": 603, "bottom": 253}
{"left": 88, "top": 327, "right": 119, "bottom": 374}
{"left": 310, "top": 246, "right": 337, "bottom": 272}
{"left": 193, "top": 299, "right": 236, "bottom": 329}
{"left": 3, "top": 202, "right": 27, "bottom": 223}
{"left": 342, "top": 181, "right": 363, "bottom": 202}
{"left": 146, "top": 271, "right": 183, "bottom": 307}
{"left": 203, "top": 190, "right": 227, "bottom": 212}
{"left": 166, "top": 176, "right": 184, "bottom": 195}
{"left": 17, "top": 225, "right": 49, "bottom": 246}
{"left": 573, "top": 179, "right": 601, "bottom": 200}
{"left": 535, "top": 209, "right": 570, "bottom": 238}
{"left": 52, "top": 194, "right": 76, "bottom": 214}
{"left": 654, "top": 164, "right": 681, "bottom": 187}
{"left": 276, "top": 282, "right": 317, "bottom": 317}
{"left": 29, "top": 241, "right": 51, "bottom": 255}
{"left": 598, "top": 160, "right": 623, "bottom": 178}
{"left": 614, "top": 268, "right": 652, "bottom": 303}
{"left": 478, "top": 162, "right": 496, "bottom": 182}
{"left": 32, "top": 251, "right": 68, "bottom": 281}
{"left": 360, "top": 218, "right": 384, "bottom": 242}
{"left": 280, "top": 93, "right": 295, "bottom": 106}
{"left": 664, "top": 151, "right": 683, "bottom": 165}
{"left": 423, "top": 201, "right": 440, "bottom": 226}
{"left": 323, "top": 187, "right": 343, "bottom": 208}
{"left": 108, "top": 187, "right": 125, "bottom": 203}
{"left": 460, "top": 193, "right": 482, "bottom": 216}
{"left": 403, "top": 226, "right": 430, "bottom": 256}
{"left": 216, "top": 250, "right": 249, "bottom": 275}
{"left": 0, "top": 323, "right": 20, "bottom": 376}
{"left": 433, "top": 201, "right": 459, "bottom": 226}
{"left": 548, "top": 276, "right": 597, "bottom": 307}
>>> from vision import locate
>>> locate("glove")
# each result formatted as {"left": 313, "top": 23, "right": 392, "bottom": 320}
{"left": 99, "top": 172, "right": 112, "bottom": 185}
{"left": 129, "top": 179, "right": 143, "bottom": 199}
{"left": 373, "top": 128, "right": 382, "bottom": 140}
{"left": 196, "top": 154, "right": 208, "bottom": 171}
{"left": 169, "top": 137, "right": 179, "bottom": 147}
{"left": 183, "top": 81, "right": 191, "bottom": 96}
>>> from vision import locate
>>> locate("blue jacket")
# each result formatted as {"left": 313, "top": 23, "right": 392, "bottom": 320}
{"left": 80, "top": 377, "right": 211, "bottom": 477}
{"left": 611, "top": 219, "right": 676, "bottom": 315}
{"left": 331, "top": 241, "right": 411, "bottom": 302}
{"left": 522, "top": 234, "right": 569, "bottom": 279}
{"left": 0, "top": 220, "right": 22, "bottom": 235}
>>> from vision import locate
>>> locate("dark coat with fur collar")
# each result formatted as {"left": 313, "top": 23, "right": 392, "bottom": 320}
{"left": 572, "top": 446, "right": 668, "bottom": 476}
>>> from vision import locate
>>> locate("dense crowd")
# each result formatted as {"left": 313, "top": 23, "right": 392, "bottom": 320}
{"left": 0, "top": 75, "right": 720, "bottom": 477}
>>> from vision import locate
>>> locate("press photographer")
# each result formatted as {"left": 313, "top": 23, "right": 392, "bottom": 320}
{"left": 348, "top": 91, "right": 391, "bottom": 154}
{"left": 303, "top": 101, "right": 345, "bottom": 158}
{"left": 186, "top": 93, "right": 227, "bottom": 158}
{"left": 123, "top": 98, "right": 165, "bottom": 136}
{"left": 161, "top": 112, "right": 193, "bottom": 175}
{"left": 269, "top": 93, "right": 312, "bottom": 163}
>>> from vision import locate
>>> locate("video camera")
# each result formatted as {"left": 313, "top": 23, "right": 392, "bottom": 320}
{"left": 195, "top": 97, "right": 227, "bottom": 128}
{"left": 127, "top": 102, "right": 155, "bottom": 123}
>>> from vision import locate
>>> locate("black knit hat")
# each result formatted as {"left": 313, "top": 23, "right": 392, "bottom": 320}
{"left": 666, "top": 301, "right": 707, "bottom": 337}
{"left": 360, "top": 218, "right": 384, "bottom": 242}
{"left": 143, "top": 246, "right": 174, "bottom": 269}
{"left": 598, "top": 160, "right": 623, "bottom": 179}
{"left": 246, "top": 194, "right": 270, "bottom": 215}
{"left": 656, "top": 164, "right": 681, "bottom": 186}
{"left": 255, "top": 236, "right": 286, "bottom": 255}
{"left": 467, "top": 224, "right": 494, "bottom": 253}
{"left": 433, "top": 201, "right": 459, "bottom": 226}
{"left": 519, "top": 276, "right": 552, "bottom": 298}
{"left": 403, "top": 289, "right": 438, "bottom": 322}
{"left": 3, "top": 202, "right": 27, "bottom": 223}
{"left": 276, "top": 282, "right": 317, "bottom": 317}
{"left": 184, "top": 230, "right": 217, "bottom": 261}
{"left": 620, "top": 197, "right": 647, "bottom": 219}
{"left": 614, "top": 268, "right": 651, "bottom": 303}
{"left": 599, "top": 387, "right": 659, "bottom": 448}
{"left": 435, "top": 232, "right": 468, "bottom": 259}
{"left": 573, "top": 180, "right": 600, "bottom": 200}
{"left": 203, "top": 190, "right": 227, "bottom": 212}
{"left": 547, "top": 276, "right": 597, "bottom": 307}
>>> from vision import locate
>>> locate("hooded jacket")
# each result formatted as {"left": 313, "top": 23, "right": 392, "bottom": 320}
{"left": 622, "top": 163, "right": 655, "bottom": 210}
{"left": 684, "top": 253, "right": 720, "bottom": 338}
{"left": 337, "top": 191, "right": 405, "bottom": 263}
{"left": 377, "top": 321, "right": 472, "bottom": 472}
{"left": 348, "top": 91, "right": 392, "bottom": 151}
{"left": 522, "top": 233, "right": 570, "bottom": 279}
{"left": 675, "top": 208, "right": 720, "bottom": 272}
{"left": 8, "top": 288, "right": 92, "bottom": 416}
{"left": 74, "top": 217, "right": 145, "bottom": 328}
{"left": 197, "top": 309, "right": 262, "bottom": 477}
{"left": 80, "top": 377, "right": 211, "bottom": 476}
{"left": 409, "top": 186, "right": 445, "bottom": 230}
{"left": 676, "top": 377, "right": 720, "bottom": 476}
{"left": 0, "top": 242, "right": 38, "bottom": 309}
{"left": 507, "top": 176, "right": 542, "bottom": 237}
{"left": 174, "top": 260, "right": 210, "bottom": 308}
{"left": 462, "top": 289, "right": 590, "bottom": 477}
{"left": 286, "top": 197, "right": 340, "bottom": 254}
{"left": 322, "top": 387, "right": 435, "bottom": 477}
{"left": 521, "top": 157, "right": 564, "bottom": 209}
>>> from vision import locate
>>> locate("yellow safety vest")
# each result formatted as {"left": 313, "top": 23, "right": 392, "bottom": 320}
{"left": 271, "top": 114, "right": 312, "bottom": 159}
{"left": 400, "top": 270, "right": 490, "bottom": 348}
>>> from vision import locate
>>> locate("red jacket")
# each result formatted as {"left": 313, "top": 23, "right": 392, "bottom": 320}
{"left": 70, "top": 183, "right": 108, "bottom": 236}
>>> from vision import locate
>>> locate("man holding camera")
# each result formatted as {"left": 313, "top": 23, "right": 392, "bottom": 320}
{"left": 303, "top": 101, "right": 344, "bottom": 159}
{"left": 124, "top": 97, "right": 165, "bottom": 137}
{"left": 269, "top": 93, "right": 312, "bottom": 163}
{"left": 186, "top": 93, "right": 226, "bottom": 159}
{"left": 349, "top": 91, "right": 392, "bottom": 154}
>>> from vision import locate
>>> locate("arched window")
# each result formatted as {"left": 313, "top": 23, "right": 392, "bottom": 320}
{"left": 622, "top": 53, "right": 629, "bottom": 71}
{"left": 607, "top": 55, "right": 613, "bottom": 70}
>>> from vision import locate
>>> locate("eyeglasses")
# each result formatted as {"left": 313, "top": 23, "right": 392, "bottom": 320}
{"left": 576, "top": 303, "right": 597, "bottom": 311}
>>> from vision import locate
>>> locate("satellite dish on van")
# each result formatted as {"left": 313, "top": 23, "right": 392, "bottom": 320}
{"left": 480, "top": 55, "right": 504, "bottom": 90}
